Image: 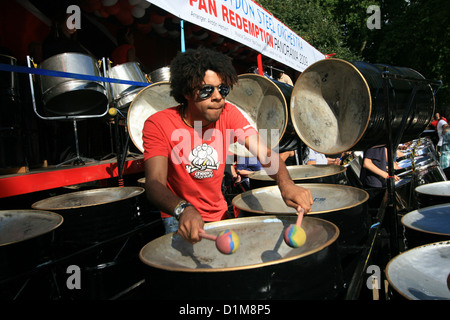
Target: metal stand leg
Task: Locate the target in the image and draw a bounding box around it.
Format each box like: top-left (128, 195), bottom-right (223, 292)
top-left (56, 119), bottom-right (96, 167)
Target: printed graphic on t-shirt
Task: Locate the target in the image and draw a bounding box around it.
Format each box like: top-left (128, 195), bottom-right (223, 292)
top-left (185, 143), bottom-right (219, 179)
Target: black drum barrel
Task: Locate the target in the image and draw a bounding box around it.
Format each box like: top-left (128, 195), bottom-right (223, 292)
top-left (290, 59), bottom-right (435, 154)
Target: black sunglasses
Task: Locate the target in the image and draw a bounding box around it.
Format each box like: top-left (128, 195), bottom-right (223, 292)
top-left (198, 84), bottom-right (230, 100)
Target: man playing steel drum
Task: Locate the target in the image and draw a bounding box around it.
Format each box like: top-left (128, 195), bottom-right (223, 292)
top-left (142, 47), bottom-right (312, 243)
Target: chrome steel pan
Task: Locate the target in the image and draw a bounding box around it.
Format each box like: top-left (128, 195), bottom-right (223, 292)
top-left (39, 53), bottom-right (107, 115)
top-left (108, 62), bottom-right (149, 110)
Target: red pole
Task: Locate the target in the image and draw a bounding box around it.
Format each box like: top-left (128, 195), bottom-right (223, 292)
top-left (257, 54), bottom-right (263, 75)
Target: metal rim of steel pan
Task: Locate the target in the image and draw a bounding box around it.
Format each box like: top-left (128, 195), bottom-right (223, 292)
top-left (385, 241), bottom-right (450, 300)
top-left (225, 73), bottom-right (290, 157)
top-left (0, 210), bottom-right (63, 247)
top-left (232, 183), bottom-right (369, 247)
top-left (107, 61), bottom-right (149, 110)
top-left (401, 203), bottom-right (450, 248)
top-left (232, 183), bottom-right (368, 215)
top-left (127, 81), bottom-right (175, 153)
top-left (248, 164), bottom-right (347, 188)
top-left (290, 58), bottom-right (435, 155)
top-left (31, 187), bottom-right (145, 245)
top-left (0, 210), bottom-right (63, 280)
top-left (139, 215), bottom-right (343, 300)
top-left (415, 180), bottom-right (450, 199)
top-left (415, 180), bottom-right (450, 208)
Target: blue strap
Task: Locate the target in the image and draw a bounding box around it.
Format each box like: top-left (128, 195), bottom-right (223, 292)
top-left (0, 63), bottom-right (151, 87)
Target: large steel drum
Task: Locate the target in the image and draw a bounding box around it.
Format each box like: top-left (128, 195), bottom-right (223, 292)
top-left (401, 204), bottom-right (450, 248)
top-left (248, 165), bottom-right (347, 189)
top-left (108, 62), bottom-right (149, 110)
top-left (232, 184), bottom-right (369, 247)
top-left (290, 59), bottom-right (435, 154)
top-left (385, 241), bottom-right (450, 300)
top-left (0, 210), bottom-right (63, 279)
top-left (31, 187), bottom-right (145, 246)
top-left (127, 81), bottom-right (176, 153)
top-left (226, 74), bottom-right (290, 156)
top-left (39, 53), bottom-right (108, 116)
top-left (139, 215), bottom-right (343, 300)
top-left (415, 181), bottom-right (450, 208)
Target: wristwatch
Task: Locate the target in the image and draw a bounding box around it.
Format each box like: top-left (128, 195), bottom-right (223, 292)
top-left (173, 200), bottom-right (192, 220)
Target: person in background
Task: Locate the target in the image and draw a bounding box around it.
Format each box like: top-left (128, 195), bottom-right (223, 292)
top-left (42, 12), bottom-right (88, 60)
top-left (439, 124), bottom-right (450, 177)
top-left (359, 146), bottom-right (401, 206)
top-left (142, 47), bottom-right (313, 243)
top-left (436, 115), bottom-right (448, 154)
top-left (303, 147), bottom-right (341, 165)
top-left (111, 27), bottom-right (136, 65)
top-left (231, 156), bottom-right (263, 189)
top-left (278, 72), bottom-right (293, 86)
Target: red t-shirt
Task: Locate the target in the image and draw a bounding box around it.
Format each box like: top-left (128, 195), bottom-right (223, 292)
top-left (143, 103), bottom-right (258, 221)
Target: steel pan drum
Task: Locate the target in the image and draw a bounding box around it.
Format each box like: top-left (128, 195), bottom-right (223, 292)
top-left (401, 204), bottom-right (450, 248)
top-left (415, 181), bottom-right (450, 208)
top-left (232, 184), bottom-right (369, 246)
top-left (31, 187), bottom-right (144, 245)
top-left (226, 74), bottom-right (290, 157)
top-left (139, 215), bottom-right (343, 299)
top-left (127, 81), bottom-right (176, 153)
top-left (39, 53), bottom-right (108, 116)
top-left (108, 62), bottom-right (149, 110)
top-left (148, 66), bottom-right (170, 83)
top-left (386, 241), bottom-right (450, 300)
top-left (248, 165), bottom-right (347, 189)
top-left (290, 59), bottom-right (435, 154)
top-left (0, 210), bottom-right (63, 279)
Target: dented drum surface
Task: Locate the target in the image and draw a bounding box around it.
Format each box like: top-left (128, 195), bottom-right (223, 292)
top-left (386, 241), bottom-right (450, 300)
top-left (290, 59), bottom-right (435, 154)
top-left (127, 81), bottom-right (175, 153)
top-left (31, 187), bottom-right (145, 246)
top-left (0, 210), bottom-right (63, 279)
top-left (232, 184), bottom-right (369, 246)
top-left (248, 164), bottom-right (347, 189)
top-left (226, 74), bottom-right (290, 157)
top-left (139, 215), bottom-right (343, 300)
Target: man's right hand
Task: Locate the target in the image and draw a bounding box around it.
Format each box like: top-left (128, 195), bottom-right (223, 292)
top-left (176, 206), bottom-right (205, 244)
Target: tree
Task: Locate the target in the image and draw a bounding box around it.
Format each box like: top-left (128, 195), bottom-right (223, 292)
top-left (255, 0), bottom-right (450, 108)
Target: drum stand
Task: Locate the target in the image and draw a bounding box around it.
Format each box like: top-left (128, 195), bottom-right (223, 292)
top-left (27, 56), bottom-right (109, 167)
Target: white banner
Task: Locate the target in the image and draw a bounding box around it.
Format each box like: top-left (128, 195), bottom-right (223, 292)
top-left (146, 0), bottom-right (325, 72)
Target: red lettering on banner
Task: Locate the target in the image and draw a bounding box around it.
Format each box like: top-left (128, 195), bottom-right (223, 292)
top-left (222, 5), bottom-right (229, 23)
top-left (190, 0), bottom-right (217, 17)
top-left (221, 5), bottom-right (273, 48)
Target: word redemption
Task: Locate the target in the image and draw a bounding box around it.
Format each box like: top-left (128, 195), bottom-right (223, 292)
top-left (182, 0), bottom-right (324, 71)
